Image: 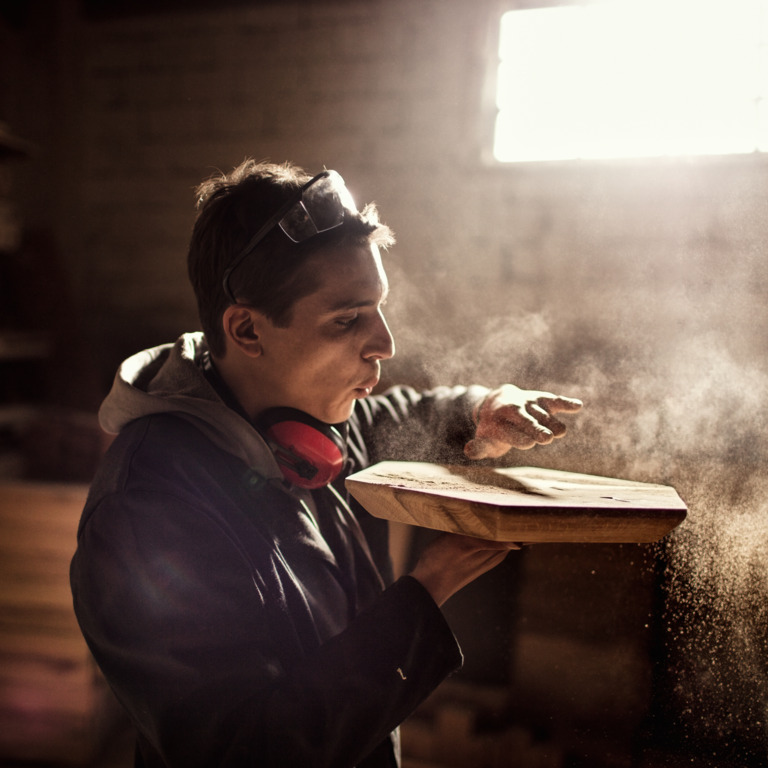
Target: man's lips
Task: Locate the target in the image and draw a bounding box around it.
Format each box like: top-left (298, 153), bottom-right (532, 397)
top-left (354, 376), bottom-right (379, 395)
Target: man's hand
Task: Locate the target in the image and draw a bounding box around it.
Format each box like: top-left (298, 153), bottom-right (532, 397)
top-left (464, 384), bottom-right (582, 460)
top-left (409, 533), bottom-right (521, 607)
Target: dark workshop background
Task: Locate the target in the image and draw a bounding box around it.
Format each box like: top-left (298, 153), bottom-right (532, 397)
top-left (1, 2), bottom-right (767, 767)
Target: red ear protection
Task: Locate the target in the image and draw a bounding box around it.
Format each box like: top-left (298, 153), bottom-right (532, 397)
top-left (257, 407), bottom-right (348, 489)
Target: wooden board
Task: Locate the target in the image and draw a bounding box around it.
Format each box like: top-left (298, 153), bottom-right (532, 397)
top-left (345, 462), bottom-right (687, 543)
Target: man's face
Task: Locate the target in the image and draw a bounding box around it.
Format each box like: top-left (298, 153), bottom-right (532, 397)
top-left (254, 242), bottom-right (395, 424)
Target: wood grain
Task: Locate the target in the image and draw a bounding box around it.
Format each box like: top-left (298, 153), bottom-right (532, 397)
top-left (346, 462), bottom-right (687, 543)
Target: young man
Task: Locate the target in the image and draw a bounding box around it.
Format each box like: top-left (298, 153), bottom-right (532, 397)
top-left (70, 160), bottom-right (581, 768)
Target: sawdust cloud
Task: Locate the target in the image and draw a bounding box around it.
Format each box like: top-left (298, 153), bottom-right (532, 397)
top-left (383, 265), bottom-right (768, 758)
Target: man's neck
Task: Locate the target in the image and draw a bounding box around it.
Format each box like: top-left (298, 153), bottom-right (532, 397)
top-left (206, 352), bottom-right (258, 423)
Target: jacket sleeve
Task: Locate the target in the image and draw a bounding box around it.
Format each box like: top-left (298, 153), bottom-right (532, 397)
top-left (349, 384), bottom-right (491, 468)
top-left (71, 488), bottom-right (462, 768)
top-left (340, 385), bottom-right (492, 579)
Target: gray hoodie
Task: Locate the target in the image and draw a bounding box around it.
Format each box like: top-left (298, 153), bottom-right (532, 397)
top-left (99, 332), bottom-right (285, 481)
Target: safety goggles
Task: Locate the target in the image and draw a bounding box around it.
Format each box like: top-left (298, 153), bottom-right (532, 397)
top-left (222, 170), bottom-right (357, 303)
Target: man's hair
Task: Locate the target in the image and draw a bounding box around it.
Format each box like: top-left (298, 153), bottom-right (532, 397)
top-left (187, 159), bottom-right (395, 358)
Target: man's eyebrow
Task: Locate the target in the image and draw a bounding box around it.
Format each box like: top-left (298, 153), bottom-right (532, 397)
top-left (328, 298), bottom-right (375, 311)
top-left (326, 286), bottom-right (389, 312)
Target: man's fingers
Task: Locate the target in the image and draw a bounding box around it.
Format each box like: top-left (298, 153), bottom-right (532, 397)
top-left (526, 403), bottom-right (568, 438)
top-left (468, 390), bottom-right (582, 460)
top-left (449, 534), bottom-right (524, 552)
top-left (527, 396), bottom-right (583, 437)
top-left (501, 409), bottom-right (555, 443)
top-left (542, 395), bottom-right (583, 413)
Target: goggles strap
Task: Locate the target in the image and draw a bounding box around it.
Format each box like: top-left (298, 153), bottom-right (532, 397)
top-left (222, 170), bottom-right (354, 304)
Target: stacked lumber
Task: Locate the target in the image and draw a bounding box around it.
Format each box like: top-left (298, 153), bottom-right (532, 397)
top-left (0, 482), bottom-right (121, 764)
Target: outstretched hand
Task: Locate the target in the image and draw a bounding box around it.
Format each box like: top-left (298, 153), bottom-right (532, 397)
top-left (464, 384), bottom-right (582, 460)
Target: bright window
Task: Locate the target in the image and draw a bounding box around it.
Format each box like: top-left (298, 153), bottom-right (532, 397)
top-left (493, 0), bottom-right (768, 162)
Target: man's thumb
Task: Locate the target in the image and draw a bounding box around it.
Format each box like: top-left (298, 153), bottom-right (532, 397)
top-left (463, 438), bottom-right (497, 460)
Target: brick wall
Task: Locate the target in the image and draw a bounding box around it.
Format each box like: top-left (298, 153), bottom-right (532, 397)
top-left (42, 0), bottom-right (504, 383)
top-left (5, 1), bottom-right (768, 400)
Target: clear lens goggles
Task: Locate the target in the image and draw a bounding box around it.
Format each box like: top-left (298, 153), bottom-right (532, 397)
top-left (222, 170), bottom-right (357, 303)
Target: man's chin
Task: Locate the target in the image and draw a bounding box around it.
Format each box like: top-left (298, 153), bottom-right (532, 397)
top-left (305, 401), bottom-right (354, 426)
top-left (326, 401), bottom-right (356, 425)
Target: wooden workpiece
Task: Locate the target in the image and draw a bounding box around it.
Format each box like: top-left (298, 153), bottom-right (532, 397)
top-left (346, 462), bottom-right (687, 544)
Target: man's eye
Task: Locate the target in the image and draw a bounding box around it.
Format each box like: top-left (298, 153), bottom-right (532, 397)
top-left (336, 315), bottom-right (358, 328)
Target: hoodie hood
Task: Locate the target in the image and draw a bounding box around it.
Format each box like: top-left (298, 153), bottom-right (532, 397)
top-left (99, 332), bottom-right (283, 480)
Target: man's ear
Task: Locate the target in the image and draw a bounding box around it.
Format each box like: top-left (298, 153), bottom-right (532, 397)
top-left (221, 304), bottom-right (265, 358)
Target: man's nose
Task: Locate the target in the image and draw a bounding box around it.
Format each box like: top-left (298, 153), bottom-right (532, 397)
top-left (364, 311), bottom-right (395, 361)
